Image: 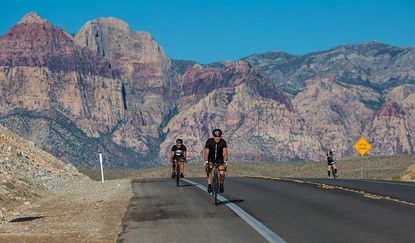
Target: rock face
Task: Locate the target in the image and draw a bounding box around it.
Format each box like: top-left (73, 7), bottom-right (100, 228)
top-left (244, 42), bottom-right (415, 95)
top-left (292, 77), bottom-right (382, 157)
top-left (159, 61), bottom-right (322, 162)
top-left (0, 12), bottom-right (414, 166)
top-left (366, 84), bottom-right (415, 155)
top-left (0, 13), bottom-right (115, 77)
top-left (74, 17), bottom-right (179, 156)
top-left (0, 13), bottom-right (163, 167)
top-left (244, 42), bottom-right (415, 158)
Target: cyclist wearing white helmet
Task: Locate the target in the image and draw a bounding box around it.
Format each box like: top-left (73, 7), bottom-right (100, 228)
top-left (326, 148), bottom-right (337, 178)
top-left (204, 129), bottom-right (228, 193)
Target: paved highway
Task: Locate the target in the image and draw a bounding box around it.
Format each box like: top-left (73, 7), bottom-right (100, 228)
top-left (118, 177), bottom-right (415, 243)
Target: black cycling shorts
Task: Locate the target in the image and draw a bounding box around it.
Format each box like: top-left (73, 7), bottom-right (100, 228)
top-left (209, 159), bottom-right (224, 165)
top-left (327, 161), bottom-right (336, 165)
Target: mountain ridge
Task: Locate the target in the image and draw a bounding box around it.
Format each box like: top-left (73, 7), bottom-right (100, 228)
top-left (0, 12), bottom-right (414, 166)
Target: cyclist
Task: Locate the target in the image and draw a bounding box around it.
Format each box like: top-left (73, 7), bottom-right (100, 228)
top-left (204, 129), bottom-right (228, 193)
top-left (171, 139), bottom-right (187, 178)
top-left (326, 148), bottom-right (337, 178)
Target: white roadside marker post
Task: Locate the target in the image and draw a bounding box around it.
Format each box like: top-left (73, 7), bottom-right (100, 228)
top-left (99, 151), bottom-right (105, 183)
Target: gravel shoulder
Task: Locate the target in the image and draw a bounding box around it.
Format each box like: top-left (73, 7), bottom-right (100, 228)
top-left (0, 179), bottom-right (132, 242)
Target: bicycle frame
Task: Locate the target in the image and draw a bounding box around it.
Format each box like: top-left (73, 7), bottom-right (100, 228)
top-left (212, 164), bottom-right (219, 206)
top-left (175, 159), bottom-right (180, 187)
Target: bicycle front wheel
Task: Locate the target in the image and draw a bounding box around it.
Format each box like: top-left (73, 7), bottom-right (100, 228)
top-left (176, 164), bottom-right (180, 187)
top-left (213, 170), bottom-right (219, 206)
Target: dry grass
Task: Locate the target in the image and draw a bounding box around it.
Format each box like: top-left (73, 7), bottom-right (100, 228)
top-left (402, 164), bottom-right (415, 181)
top-left (80, 155), bottom-right (415, 182)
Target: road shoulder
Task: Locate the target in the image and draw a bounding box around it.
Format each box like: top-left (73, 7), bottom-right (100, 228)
top-left (0, 179), bottom-right (132, 242)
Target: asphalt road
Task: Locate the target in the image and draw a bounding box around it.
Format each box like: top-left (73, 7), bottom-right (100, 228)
top-left (117, 178), bottom-right (266, 243)
top-left (118, 177), bottom-right (415, 243)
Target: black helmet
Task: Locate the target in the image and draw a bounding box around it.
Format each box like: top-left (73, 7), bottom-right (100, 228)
top-left (212, 128), bottom-right (222, 137)
top-left (176, 138), bottom-right (183, 144)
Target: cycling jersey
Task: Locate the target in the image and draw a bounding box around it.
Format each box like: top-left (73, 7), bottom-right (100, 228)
top-left (171, 145), bottom-right (187, 160)
top-left (327, 152), bottom-right (335, 165)
top-left (205, 138), bottom-right (227, 163)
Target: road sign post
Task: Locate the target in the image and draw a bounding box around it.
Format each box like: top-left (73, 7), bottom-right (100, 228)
top-left (353, 137), bottom-right (371, 179)
top-left (99, 151), bottom-right (104, 183)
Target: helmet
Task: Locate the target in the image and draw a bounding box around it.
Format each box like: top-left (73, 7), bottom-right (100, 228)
top-left (212, 128), bottom-right (222, 137)
top-left (176, 139), bottom-right (183, 144)
top-left (330, 149), bottom-right (335, 152)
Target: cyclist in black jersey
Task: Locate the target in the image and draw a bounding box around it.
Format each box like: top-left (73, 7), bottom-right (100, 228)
top-left (204, 129), bottom-right (228, 193)
top-left (171, 139), bottom-right (187, 178)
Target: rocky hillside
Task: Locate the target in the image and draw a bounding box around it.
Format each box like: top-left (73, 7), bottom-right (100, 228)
top-left (0, 13), bottom-right (178, 167)
top-left (74, 17), bottom-right (179, 158)
top-left (0, 12), bottom-right (414, 166)
top-left (0, 125), bottom-right (86, 212)
top-left (168, 43), bottom-right (415, 159)
top-left (159, 61), bottom-right (321, 162)
top-left (402, 163), bottom-right (415, 181)
top-left (243, 42), bottom-right (415, 95)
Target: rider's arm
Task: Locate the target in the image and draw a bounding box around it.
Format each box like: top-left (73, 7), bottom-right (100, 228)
top-left (170, 151), bottom-right (174, 161)
top-left (223, 147), bottom-right (228, 162)
top-left (183, 151), bottom-right (187, 160)
top-left (204, 148), bottom-right (209, 162)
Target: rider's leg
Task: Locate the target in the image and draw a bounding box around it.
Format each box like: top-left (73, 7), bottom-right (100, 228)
top-left (327, 165), bottom-right (331, 177)
top-left (207, 163), bottom-right (213, 184)
top-left (171, 160), bottom-right (176, 178)
top-left (180, 160), bottom-right (184, 173)
top-left (218, 165), bottom-right (225, 183)
top-left (333, 164), bottom-right (337, 175)
top-left (207, 162), bottom-right (213, 192)
top-left (179, 159), bottom-right (185, 177)
top-left (172, 160), bottom-right (176, 173)
top-left (218, 164), bottom-right (225, 192)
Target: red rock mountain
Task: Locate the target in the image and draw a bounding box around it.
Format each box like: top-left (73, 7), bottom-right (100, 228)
top-left (0, 13), bottom-right (155, 167)
top-left (74, 17), bottom-right (179, 158)
top-left (160, 61), bottom-right (321, 162)
top-left (0, 13), bottom-right (115, 77)
top-left (0, 12), bottom-right (414, 166)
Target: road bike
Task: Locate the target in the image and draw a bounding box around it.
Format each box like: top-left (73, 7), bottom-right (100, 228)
top-left (173, 150), bottom-right (184, 187)
top-left (212, 163), bottom-right (220, 206)
top-left (174, 159), bottom-right (180, 186)
top-left (330, 165), bottom-right (337, 179)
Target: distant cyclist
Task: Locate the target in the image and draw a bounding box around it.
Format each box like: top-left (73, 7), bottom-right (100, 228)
top-left (326, 148), bottom-right (337, 178)
top-left (171, 139), bottom-right (187, 178)
top-left (204, 129), bottom-right (228, 193)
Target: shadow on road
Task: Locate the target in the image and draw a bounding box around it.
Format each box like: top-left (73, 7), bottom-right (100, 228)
top-left (179, 184), bottom-right (196, 187)
top-left (217, 199), bottom-right (245, 206)
top-left (9, 216), bottom-right (44, 223)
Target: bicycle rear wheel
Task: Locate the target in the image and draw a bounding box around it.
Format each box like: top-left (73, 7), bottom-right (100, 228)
top-left (214, 191), bottom-right (218, 206)
top-left (213, 170), bottom-right (219, 206)
top-left (176, 163), bottom-right (180, 187)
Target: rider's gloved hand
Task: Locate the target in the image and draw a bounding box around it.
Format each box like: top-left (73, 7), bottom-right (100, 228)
top-left (204, 161), bottom-right (209, 167)
top-left (223, 161), bottom-right (228, 168)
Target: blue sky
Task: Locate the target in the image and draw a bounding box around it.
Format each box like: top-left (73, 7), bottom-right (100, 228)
top-left (1, 0), bottom-right (414, 63)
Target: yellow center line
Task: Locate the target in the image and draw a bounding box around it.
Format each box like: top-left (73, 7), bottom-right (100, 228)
top-left (249, 176), bottom-right (415, 207)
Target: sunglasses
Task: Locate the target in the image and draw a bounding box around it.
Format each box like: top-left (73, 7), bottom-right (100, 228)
top-left (213, 135), bottom-right (221, 137)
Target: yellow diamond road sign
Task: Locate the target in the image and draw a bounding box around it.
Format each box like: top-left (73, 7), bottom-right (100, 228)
top-left (354, 137), bottom-right (371, 156)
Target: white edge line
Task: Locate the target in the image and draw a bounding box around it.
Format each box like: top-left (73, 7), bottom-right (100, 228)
top-left (182, 178), bottom-right (286, 243)
top-left (354, 179), bottom-right (415, 187)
